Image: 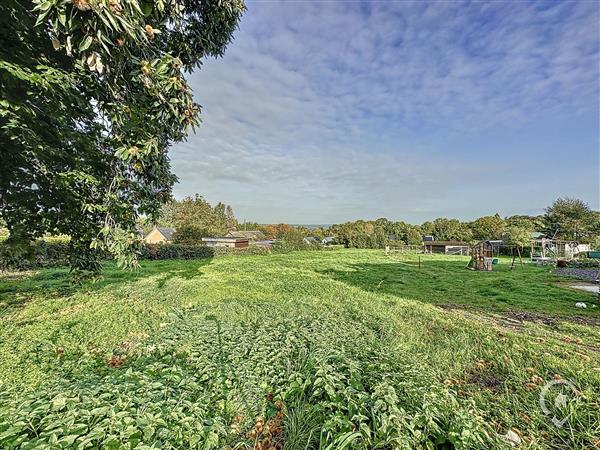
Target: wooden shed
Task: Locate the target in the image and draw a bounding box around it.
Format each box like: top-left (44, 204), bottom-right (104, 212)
top-left (201, 237), bottom-right (250, 248)
top-left (423, 240), bottom-right (470, 255)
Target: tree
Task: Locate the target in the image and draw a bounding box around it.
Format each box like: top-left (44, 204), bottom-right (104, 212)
top-left (225, 205), bottom-right (237, 231)
top-left (470, 214), bottom-right (505, 241)
top-left (544, 197), bottom-right (596, 242)
top-left (262, 224), bottom-right (292, 240)
top-left (505, 215), bottom-right (544, 231)
top-left (169, 195), bottom-right (236, 243)
top-left (0, 0), bottom-right (245, 274)
top-left (429, 218), bottom-right (473, 242)
top-left (503, 225), bottom-right (531, 249)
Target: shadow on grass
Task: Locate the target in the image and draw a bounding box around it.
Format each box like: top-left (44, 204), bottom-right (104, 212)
top-left (0, 258), bottom-right (213, 316)
top-left (316, 258), bottom-right (600, 317)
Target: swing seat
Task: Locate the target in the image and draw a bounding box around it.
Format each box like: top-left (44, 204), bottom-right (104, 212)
top-left (492, 258), bottom-right (499, 265)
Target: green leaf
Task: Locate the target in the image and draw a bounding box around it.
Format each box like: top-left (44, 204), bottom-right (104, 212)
top-left (79, 36), bottom-right (93, 52)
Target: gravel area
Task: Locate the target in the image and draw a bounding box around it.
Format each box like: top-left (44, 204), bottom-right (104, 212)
top-left (553, 267), bottom-right (599, 283)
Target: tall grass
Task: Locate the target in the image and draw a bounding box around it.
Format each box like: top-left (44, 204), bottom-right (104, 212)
top-left (0, 250), bottom-right (598, 449)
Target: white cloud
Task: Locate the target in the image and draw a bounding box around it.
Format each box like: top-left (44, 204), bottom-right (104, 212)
top-left (170, 0), bottom-right (599, 223)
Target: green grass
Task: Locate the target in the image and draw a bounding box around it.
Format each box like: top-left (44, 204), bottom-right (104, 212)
top-left (0, 250), bottom-right (599, 449)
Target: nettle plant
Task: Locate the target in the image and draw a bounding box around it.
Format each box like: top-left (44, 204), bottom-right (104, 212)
top-left (0, 0), bottom-right (244, 275)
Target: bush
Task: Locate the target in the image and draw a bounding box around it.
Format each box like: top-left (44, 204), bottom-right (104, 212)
top-left (171, 225), bottom-right (209, 245)
top-left (213, 246), bottom-right (272, 257)
top-left (139, 243), bottom-right (215, 260)
top-left (1, 242), bottom-right (275, 269)
top-left (567, 258), bottom-right (600, 269)
top-left (0, 240), bottom-right (73, 270)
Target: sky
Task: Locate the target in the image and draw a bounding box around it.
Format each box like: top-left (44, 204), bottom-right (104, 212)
top-left (170, 0), bottom-right (600, 224)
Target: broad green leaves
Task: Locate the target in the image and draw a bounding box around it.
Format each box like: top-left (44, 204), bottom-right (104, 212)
top-left (0, 0), bottom-right (245, 274)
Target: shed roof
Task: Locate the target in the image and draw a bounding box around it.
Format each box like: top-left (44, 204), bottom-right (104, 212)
top-left (155, 227), bottom-right (175, 240)
top-left (202, 237), bottom-right (249, 242)
top-left (423, 240), bottom-right (469, 246)
top-left (226, 230), bottom-right (265, 240)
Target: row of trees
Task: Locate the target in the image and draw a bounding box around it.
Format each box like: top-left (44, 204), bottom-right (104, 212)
top-left (322, 198), bottom-right (598, 249)
top-left (144, 196), bottom-right (597, 249)
top-left (146, 196), bottom-right (597, 251)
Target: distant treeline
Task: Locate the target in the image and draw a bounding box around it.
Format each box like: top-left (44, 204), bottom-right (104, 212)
top-left (320, 198), bottom-right (599, 249)
top-left (145, 196), bottom-right (599, 251)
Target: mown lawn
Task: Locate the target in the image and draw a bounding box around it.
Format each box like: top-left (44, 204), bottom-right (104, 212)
top-left (0, 249), bottom-right (599, 449)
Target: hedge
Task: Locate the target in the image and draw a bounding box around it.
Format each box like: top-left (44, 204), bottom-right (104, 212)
top-left (0, 241), bottom-right (273, 269)
top-left (0, 240), bottom-right (73, 270)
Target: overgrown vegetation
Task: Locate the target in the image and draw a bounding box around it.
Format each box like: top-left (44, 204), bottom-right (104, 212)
top-left (1, 250), bottom-right (598, 448)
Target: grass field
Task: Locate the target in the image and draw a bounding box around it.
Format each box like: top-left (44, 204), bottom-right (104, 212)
top-left (0, 249), bottom-right (599, 449)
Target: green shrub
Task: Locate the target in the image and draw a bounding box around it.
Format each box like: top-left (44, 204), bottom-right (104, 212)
top-left (567, 258), bottom-right (600, 269)
top-left (139, 243), bottom-right (215, 260)
top-left (171, 225), bottom-right (209, 245)
top-left (0, 242), bottom-right (276, 269)
top-left (0, 240), bottom-right (74, 270)
top-left (213, 246), bottom-right (271, 257)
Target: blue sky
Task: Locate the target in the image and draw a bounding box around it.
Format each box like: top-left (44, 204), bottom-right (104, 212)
top-left (170, 0), bottom-right (599, 224)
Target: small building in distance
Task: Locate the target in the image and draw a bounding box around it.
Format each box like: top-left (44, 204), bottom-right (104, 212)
top-left (202, 237), bottom-right (250, 248)
top-left (226, 230), bottom-right (266, 242)
top-left (144, 227), bottom-right (176, 244)
top-left (423, 240), bottom-right (470, 255)
top-left (322, 236), bottom-right (336, 246)
top-left (303, 236), bottom-right (320, 246)
top-left (254, 239), bottom-right (276, 249)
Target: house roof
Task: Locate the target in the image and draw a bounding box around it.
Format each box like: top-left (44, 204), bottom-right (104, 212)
top-left (423, 240), bottom-right (469, 246)
top-left (226, 230), bottom-right (265, 240)
top-left (202, 237), bottom-right (249, 242)
top-left (155, 227), bottom-right (175, 240)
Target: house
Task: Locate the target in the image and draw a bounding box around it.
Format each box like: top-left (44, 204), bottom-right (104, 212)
top-left (254, 239), bottom-right (276, 248)
top-left (144, 227), bottom-right (175, 244)
top-left (201, 237), bottom-right (250, 248)
top-left (303, 237), bottom-right (320, 246)
top-left (322, 236), bottom-right (336, 245)
top-left (226, 230), bottom-right (266, 241)
top-left (423, 240), bottom-right (470, 255)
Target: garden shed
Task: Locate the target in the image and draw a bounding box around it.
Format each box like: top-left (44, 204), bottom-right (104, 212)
top-left (423, 240), bottom-right (470, 255)
top-left (201, 237), bottom-right (250, 248)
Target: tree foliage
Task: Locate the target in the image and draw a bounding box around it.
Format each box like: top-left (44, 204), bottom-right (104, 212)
top-left (0, 0), bottom-right (244, 274)
top-left (544, 197), bottom-right (597, 242)
top-left (469, 214), bottom-right (505, 241)
top-left (429, 218), bottom-right (472, 242)
top-left (163, 195), bottom-right (237, 244)
top-left (503, 225), bottom-right (531, 249)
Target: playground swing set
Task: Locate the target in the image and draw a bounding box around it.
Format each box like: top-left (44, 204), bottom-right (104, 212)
top-left (466, 240), bottom-right (524, 271)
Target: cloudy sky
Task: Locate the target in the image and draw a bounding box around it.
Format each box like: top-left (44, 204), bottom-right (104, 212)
top-left (170, 0), bottom-right (599, 224)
